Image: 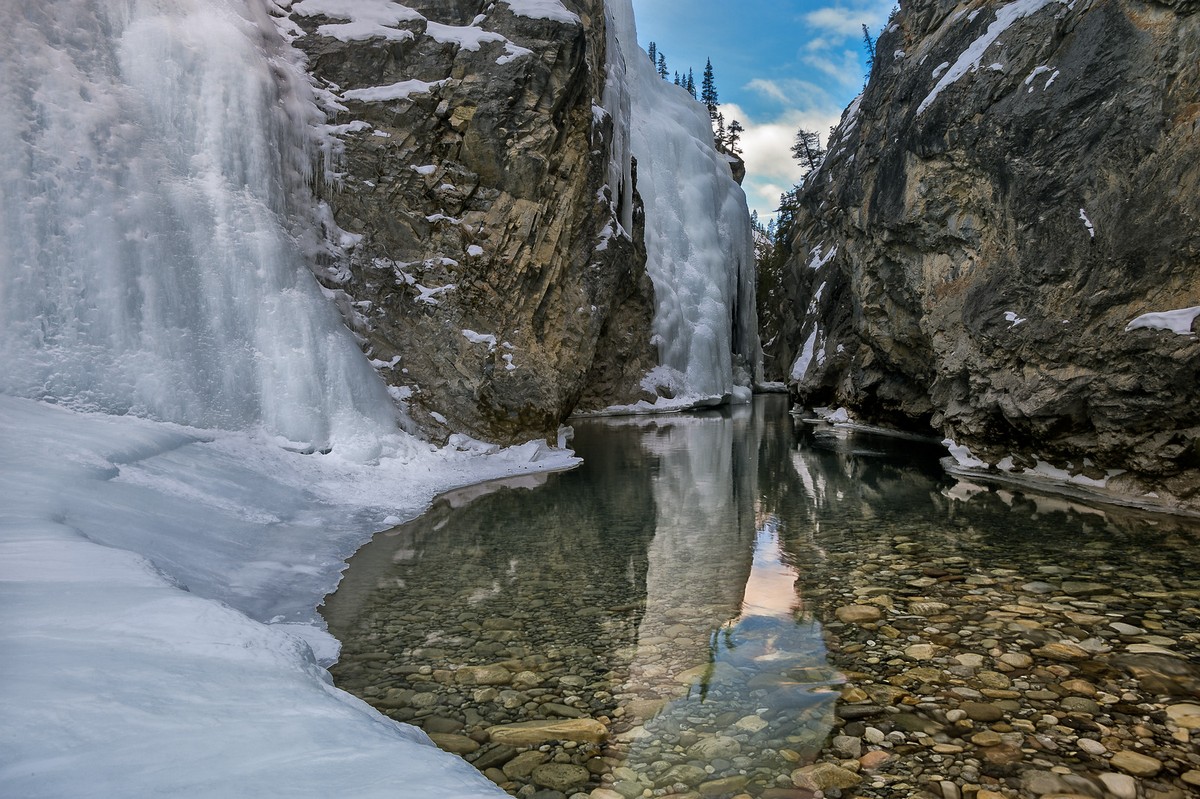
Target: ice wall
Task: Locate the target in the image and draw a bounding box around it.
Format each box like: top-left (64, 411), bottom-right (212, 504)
top-left (607, 0), bottom-right (761, 402)
top-left (0, 0), bottom-right (397, 453)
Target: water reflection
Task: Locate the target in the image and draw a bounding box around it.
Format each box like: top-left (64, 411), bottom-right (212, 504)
top-left (324, 397), bottom-right (1200, 799)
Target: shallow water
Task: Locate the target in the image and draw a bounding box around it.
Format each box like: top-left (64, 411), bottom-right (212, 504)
top-left (324, 397), bottom-right (1200, 798)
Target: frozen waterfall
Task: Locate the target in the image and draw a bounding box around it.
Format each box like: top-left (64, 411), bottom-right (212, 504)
top-left (0, 0), bottom-right (397, 454)
top-left (608, 0), bottom-right (761, 404)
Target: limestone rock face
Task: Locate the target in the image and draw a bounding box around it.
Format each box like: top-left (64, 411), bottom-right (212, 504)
top-left (290, 0), bottom-right (656, 444)
top-left (772, 0), bottom-right (1200, 509)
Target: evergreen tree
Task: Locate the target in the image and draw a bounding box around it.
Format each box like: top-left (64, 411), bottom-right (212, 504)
top-left (685, 68), bottom-right (696, 99)
top-left (861, 23), bottom-right (876, 80)
top-left (673, 71), bottom-right (681, 86)
top-left (701, 58), bottom-right (719, 119)
top-left (657, 51), bottom-right (668, 79)
top-left (715, 112), bottom-right (726, 146)
top-left (791, 128), bottom-right (826, 172)
top-left (727, 119), bottom-right (744, 156)
top-left (647, 41), bottom-right (657, 65)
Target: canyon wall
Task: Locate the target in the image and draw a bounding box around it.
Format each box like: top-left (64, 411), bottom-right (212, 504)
top-left (289, 0), bottom-right (657, 444)
top-left (770, 0), bottom-right (1199, 511)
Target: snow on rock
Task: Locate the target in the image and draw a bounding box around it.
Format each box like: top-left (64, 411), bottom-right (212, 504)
top-left (1004, 310), bottom-right (1027, 327)
top-left (1124, 306), bottom-right (1200, 336)
top-left (424, 20), bottom-right (507, 51)
top-left (462, 329), bottom-right (499, 351)
top-left (342, 78), bottom-right (447, 102)
top-left (942, 438), bottom-right (990, 469)
top-left (292, 0), bottom-right (423, 42)
top-left (501, 0), bottom-right (580, 24)
top-left (1079, 207), bottom-right (1095, 238)
top-left (789, 328), bottom-right (821, 381)
top-left (806, 243), bottom-right (838, 270)
top-left (917, 0), bottom-right (1067, 116)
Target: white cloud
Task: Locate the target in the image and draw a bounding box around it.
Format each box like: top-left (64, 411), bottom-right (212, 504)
top-left (721, 101), bottom-right (843, 220)
top-left (802, 0), bottom-right (895, 39)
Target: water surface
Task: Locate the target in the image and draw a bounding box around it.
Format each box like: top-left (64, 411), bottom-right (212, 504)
top-left (325, 397), bottom-right (1200, 798)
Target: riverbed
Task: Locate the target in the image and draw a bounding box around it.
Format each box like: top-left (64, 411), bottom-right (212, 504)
top-left (323, 397), bottom-right (1200, 799)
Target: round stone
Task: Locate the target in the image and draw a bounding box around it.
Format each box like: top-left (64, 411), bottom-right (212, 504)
top-left (531, 763), bottom-right (590, 792)
top-left (836, 605), bottom-right (882, 624)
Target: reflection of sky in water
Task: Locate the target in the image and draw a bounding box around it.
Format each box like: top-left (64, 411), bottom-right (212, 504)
top-left (739, 518), bottom-right (801, 619)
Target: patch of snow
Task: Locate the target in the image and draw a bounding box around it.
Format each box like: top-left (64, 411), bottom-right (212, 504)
top-left (292, 0), bottom-right (424, 42)
top-left (894, 49), bottom-right (906, 60)
top-left (1124, 306), bottom-right (1200, 336)
top-left (467, 244), bottom-right (485, 257)
top-left (425, 213), bottom-right (462, 224)
top-left (461, 329), bottom-right (498, 351)
top-left (429, 411), bottom-right (447, 424)
top-left (820, 407), bottom-right (851, 424)
top-left (943, 438), bottom-right (989, 469)
top-left (789, 328), bottom-right (820, 381)
top-left (342, 78), bottom-right (446, 102)
top-left (1024, 64), bottom-right (1054, 92)
top-left (424, 21), bottom-right (507, 51)
top-left (502, 353), bottom-right (517, 371)
top-left (412, 164), bottom-right (438, 175)
top-left (1079, 208), bottom-right (1095, 238)
top-left (917, 0), bottom-right (1066, 116)
top-left (414, 283), bottom-right (456, 305)
top-left (501, 0), bottom-right (580, 23)
top-left (497, 41), bottom-right (534, 65)
top-left (371, 129), bottom-right (390, 137)
top-left (806, 243), bottom-right (838, 270)
top-left (325, 120), bottom-right (371, 135)
top-left (931, 61), bottom-right (951, 79)
top-left (1003, 311), bottom-right (1027, 327)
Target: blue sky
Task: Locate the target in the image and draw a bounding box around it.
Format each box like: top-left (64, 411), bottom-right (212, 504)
top-left (631, 0), bottom-right (895, 220)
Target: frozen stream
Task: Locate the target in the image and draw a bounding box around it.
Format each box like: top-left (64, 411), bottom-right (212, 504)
top-left (325, 396), bottom-right (1200, 799)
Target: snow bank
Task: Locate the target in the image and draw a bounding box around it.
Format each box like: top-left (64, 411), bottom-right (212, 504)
top-left (0, 396), bottom-right (576, 797)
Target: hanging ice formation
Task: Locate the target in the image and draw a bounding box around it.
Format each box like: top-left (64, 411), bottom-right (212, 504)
top-left (0, 0), bottom-right (398, 454)
top-left (607, 0), bottom-right (761, 405)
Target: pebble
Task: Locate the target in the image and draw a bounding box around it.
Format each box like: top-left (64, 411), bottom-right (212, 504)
top-left (1109, 750), bottom-right (1162, 776)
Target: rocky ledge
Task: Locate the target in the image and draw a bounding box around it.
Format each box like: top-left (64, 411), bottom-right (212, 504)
top-left (769, 0), bottom-right (1200, 511)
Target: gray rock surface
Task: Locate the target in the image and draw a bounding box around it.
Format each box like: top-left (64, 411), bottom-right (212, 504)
top-left (770, 0), bottom-right (1200, 510)
top-left (290, 0), bottom-right (656, 444)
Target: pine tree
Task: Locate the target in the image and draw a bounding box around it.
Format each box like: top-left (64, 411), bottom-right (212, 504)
top-left (791, 128), bottom-right (826, 172)
top-left (685, 68), bottom-right (697, 99)
top-left (673, 71), bottom-right (681, 86)
top-left (647, 41), bottom-right (657, 65)
top-left (701, 58), bottom-right (719, 119)
top-left (861, 23), bottom-right (876, 80)
top-left (727, 119), bottom-right (744, 156)
top-left (715, 112), bottom-right (726, 147)
top-left (657, 51), bottom-right (668, 79)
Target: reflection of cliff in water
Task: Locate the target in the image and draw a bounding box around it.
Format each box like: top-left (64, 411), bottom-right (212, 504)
top-left (322, 419), bottom-right (662, 712)
top-left (774, 413), bottom-right (1200, 621)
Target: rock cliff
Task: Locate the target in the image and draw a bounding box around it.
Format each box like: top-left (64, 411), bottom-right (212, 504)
top-left (771, 0), bottom-right (1200, 511)
top-left (288, 0), bottom-right (657, 444)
